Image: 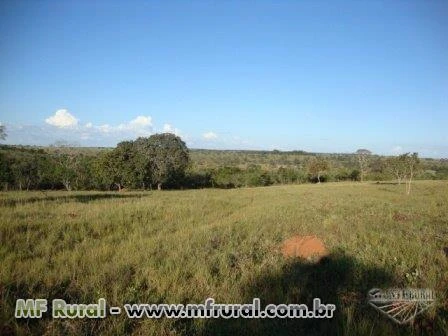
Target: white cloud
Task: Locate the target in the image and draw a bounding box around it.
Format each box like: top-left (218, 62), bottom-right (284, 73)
top-left (203, 131), bottom-right (218, 140)
top-left (391, 145), bottom-right (403, 154)
top-left (45, 109), bottom-right (78, 128)
top-left (94, 116), bottom-right (153, 136)
top-left (97, 124), bottom-right (112, 133)
top-left (163, 123), bottom-right (181, 135)
top-left (129, 116), bottom-right (152, 128)
top-left (163, 123), bottom-right (173, 132)
top-left (6, 113), bottom-right (195, 147)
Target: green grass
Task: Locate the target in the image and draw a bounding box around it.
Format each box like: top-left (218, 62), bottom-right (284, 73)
top-left (1, 181), bottom-right (447, 335)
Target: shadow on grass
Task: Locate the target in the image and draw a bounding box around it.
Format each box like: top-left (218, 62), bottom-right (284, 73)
top-left (372, 182), bottom-right (400, 185)
top-left (197, 251), bottom-right (433, 336)
top-left (0, 193), bottom-right (149, 207)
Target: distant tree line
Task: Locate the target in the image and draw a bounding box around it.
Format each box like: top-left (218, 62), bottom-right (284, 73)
top-left (0, 138), bottom-right (447, 191)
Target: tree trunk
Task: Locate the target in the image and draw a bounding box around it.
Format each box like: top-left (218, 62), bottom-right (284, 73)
top-left (63, 180), bottom-right (71, 191)
top-left (317, 173), bottom-right (321, 184)
top-left (406, 172), bottom-right (413, 195)
top-left (157, 183), bottom-right (162, 190)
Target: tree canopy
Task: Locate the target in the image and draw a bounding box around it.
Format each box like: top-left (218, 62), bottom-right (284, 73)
top-left (96, 133), bottom-right (190, 190)
top-left (307, 157), bottom-right (329, 183)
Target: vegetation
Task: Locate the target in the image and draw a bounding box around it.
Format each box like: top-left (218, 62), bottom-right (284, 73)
top-left (0, 133), bottom-right (190, 191)
top-left (0, 139), bottom-right (447, 194)
top-left (1, 181), bottom-right (447, 335)
top-left (307, 157), bottom-right (330, 183)
top-left (356, 149), bottom-right (372, 182)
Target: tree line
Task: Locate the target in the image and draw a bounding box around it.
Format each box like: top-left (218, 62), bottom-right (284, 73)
top-left (1, 136), bottom-right (447, 192)
top-left (0, 133), bottom-right (189, 191)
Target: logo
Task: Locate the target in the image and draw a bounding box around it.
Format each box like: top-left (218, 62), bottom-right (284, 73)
top-left (368, 288), bottom-right (435, 324)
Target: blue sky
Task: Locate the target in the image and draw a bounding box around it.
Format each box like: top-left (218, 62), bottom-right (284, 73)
top-left (0, 1), bottom-right (447, 157)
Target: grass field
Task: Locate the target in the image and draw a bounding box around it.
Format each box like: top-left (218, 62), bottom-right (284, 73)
top-left (1, 181), bottom-right (447, 335)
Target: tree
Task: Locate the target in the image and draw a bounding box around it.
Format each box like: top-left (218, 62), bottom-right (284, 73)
top-left (133, 137), bottom-right (155, 189)
top-left (0, 124), bottom-right (7, 140)
top-left (355, 149), bottom-right (371, 182)
top-left (403, 152), bottom-right (420, 195)
top-left (72, 155), bottom-right (95, 190)
top-left (10, 152), bottom-right (38, 190)
top-left (307, 157), bottom-right (329, 183)
top-left (0, 151), bottom-right (13, 190)
top-left (99, 141), bottom-right (139, 191)
top-left (142, 133), bottom-right (189, 190)
top-left (386, 153), bottom-right (420, 194)
top-left (52, 150), bottom-right (80, 191)
top-left (386, 155), bottom-right (407, 185)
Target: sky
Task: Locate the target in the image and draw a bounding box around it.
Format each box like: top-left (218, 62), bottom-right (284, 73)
top-left (0, 1), bottom-right (447, 157)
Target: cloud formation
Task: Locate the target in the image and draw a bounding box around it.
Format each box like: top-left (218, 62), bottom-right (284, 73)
top-left (42, 109), bottom-right (156, 143)
top-left (203, 131), bottom-right (218, 140)
top-left (101, 116), bottom-right (154, 135)
top-left (6, 110), bottom-right (252, 151)
top-left (391, 145), bottom-right (403, 154)
top-left (163, 123), bottom-right (180, 136)
top-left (128, 116), bottom-right (152, 128)
top-left (45, 109), bottom-right (78, 128)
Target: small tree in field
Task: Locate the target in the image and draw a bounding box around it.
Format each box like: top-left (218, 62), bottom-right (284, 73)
top-left (386, 153), bottom-right (420, 194)
top-left (355, 149), bottom-right (371, 182)
top-left (403, 152), bottom-right (420, 195)
top-left (307, 157), bottom-right (329, 183)
top-left (386, 155), bottom-right (407, 185)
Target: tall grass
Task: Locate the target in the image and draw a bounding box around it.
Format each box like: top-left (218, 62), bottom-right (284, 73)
top-left (1, 181), bottom-right (447, 335)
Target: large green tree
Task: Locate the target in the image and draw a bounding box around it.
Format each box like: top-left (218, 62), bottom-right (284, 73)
top-left (141, 133), bottom-right (189, 190)
top-left (99, 141), bottom-right (139, 191)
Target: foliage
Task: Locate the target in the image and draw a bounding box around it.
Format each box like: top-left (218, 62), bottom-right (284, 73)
top-left (307, 157), bottom-right (329, 183)
top-left (135, 133), bottom-right (189, 190)
top-left (0, 145), bottom-right (446, 191)
top-left (356, 149), bottom-right (371, 182)
top-left (402, 152), bottom-right (420, 195)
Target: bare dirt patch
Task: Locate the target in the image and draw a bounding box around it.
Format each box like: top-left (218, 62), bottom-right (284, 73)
top-left (392, 212), bottom-right (409, 222)
top-left (281, 235), bottom-right (328, 261)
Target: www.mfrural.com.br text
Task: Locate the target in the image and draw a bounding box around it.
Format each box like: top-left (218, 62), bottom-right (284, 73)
top-left (15, 298), bottom-right (336, 319)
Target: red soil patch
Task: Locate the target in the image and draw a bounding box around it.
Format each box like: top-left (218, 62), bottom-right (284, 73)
top-left (392, 212), bottom-right (409, 222)
top-left (281, 235), bottom-right (328, 261)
